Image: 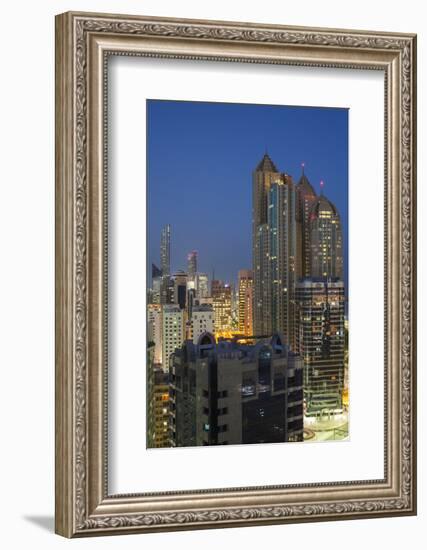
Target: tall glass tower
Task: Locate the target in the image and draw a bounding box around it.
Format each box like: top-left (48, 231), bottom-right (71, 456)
top-left (295, 188), bottom-right (345, 416)
top-left (252, 154), bottom-right (297, 346)
top-left (252, 154), bottom-right (280, 336)
top-left (160, 224), bottom-right (171, 277)
top-left (295, 166), bottom-right (317, 279)
top-left (295, 279), bottom-right (345, 414)
top-left (238, 269), bottom-right (253, 336)
top-left (309, 195), bottom-right (343, 279)
top-left (187, 250), bottom-right (197, 280)
top-left (268, 175), bottom-right (296, 347)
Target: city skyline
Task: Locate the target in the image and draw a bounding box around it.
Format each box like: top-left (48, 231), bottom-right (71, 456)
top-left (148, 99), bottom-right (348, 290)
top-left (147, 100), bottom-right (349, 448)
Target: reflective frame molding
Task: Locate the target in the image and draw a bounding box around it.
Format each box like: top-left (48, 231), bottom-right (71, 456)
top-left (55, 11), bottom-right (417, 538)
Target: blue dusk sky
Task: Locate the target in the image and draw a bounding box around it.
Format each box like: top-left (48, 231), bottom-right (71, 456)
top-left (147, 99), bottom-right (348, 290)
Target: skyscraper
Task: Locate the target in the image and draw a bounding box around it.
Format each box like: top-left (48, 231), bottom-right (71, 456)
top-left (160, 224), bottom-right (171, 277)
top-left (195, 272), bottom-right (209, 299)
top-left (159, 276), bottom-right (173, 305)
top-left (295, 278), bottom-right (345, 414)
top-left (252, 154), bottom-right (297, 345)
top-left (186, 287), bottom-right (196, 320)
top-left (251, 154), bottom-right (346, 419)
top-left (238, 269), bottom-right (253, 336)
top-left (295, 165), bottom-right (317, 278)
top-left (211, 280), bottom-right (232, 335)
top-left (268, 175), bottom-right (296, 347)
top-left (159, 224), bottom-right (173, 304)
top-left (172, 270), bottom-right (187, 309)
top-left (252, 154), bottom-right (280, 336)
top-left (309, 193), bottom-right (343, 279)
top-left (187, 250), bottom-right (197, 281)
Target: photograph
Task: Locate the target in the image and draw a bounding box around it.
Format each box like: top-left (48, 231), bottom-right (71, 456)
top-left (146, 99), bottom-right (349, 448)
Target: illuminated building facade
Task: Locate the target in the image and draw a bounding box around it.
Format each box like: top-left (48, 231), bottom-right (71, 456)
top-left (160, 276), bottom-right (173, 305)
top-left (268, 176), bottom-right (296, 347)
top-left (252, 155), bottom-right (298, 345)
top-left (162, 305), bottom-right (185, 372)
top-left (309, 194), bottom-right (343, 279)
top-left (195, 272), bottom-right (209, 299)
top-left (211, 280), bottom-right (233, 335)
top-left (238, 269), bottom-right (253, 336)
top-left (159, 224), bottom-right (172, 304)
top-left (151, 276), bottom-right (161, 305)
top-left (160, 224), bottom-right (171, 276)
top-left (252, 154), bottom-right (280, 336)
top-left (147, 363), bottom-right (170, 448)
top-left (295, 278), bottom-right (345, 414)
top-left (148, 150), bottom-right (348, 443)
top-left (169, 333), bottom-right (304, 447)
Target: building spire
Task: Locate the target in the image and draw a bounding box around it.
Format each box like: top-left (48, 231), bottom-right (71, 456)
top-left (320, 180), bottom-right (324, 196)
top-left (301, 161), bottom-right (305, 176)
top-left (255, 152), bottom-right (278, 173)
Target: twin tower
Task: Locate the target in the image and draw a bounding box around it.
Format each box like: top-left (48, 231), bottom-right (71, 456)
top-left (252, 153), bottom-right (344, 348)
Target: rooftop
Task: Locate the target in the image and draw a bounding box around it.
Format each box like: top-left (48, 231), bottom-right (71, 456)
top-left (297, 171), bottom-right (316, 196)
top-left (255, 153), bottom-right (278, 173)
top-left (310, 194), bottom-right (340, 217)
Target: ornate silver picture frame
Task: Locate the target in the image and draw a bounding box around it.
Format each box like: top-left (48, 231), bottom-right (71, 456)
top-left (55, 11), bottom-right (417, 537)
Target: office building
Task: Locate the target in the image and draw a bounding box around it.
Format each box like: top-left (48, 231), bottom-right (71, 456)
top-left (211, 280), bottom-right (233, 335)
top-left (172, 270), bottom-right (187, 309)
top-left (151, 276), bottom-right (161, 305)
top-left (187, 287), bottom-right (196, 320)
top-left (195, 272), bottom-right (209, 299)
top-left (147, 363), bottom-right (170, 448)
top-left (295, 166), bottom-right (317, 278)
top-left (295, 278), bottom-right (345, 414)
top-left (252, 154), bottom-right (280, 336)
top-left (238, 269), bottom-right (253, 336)
top-left (268, 175), bottom-right (296, 347)
top-left (170, 333), bottom-right (304, 447)
top-left (162, 305), bottom-right (185, 372)
top-left (160, 224), bottom-right (171, 277)
top-left (309, 194), bottom-right (343, 279)
top-left (159, 276), bottom-right (173, 305)
top-left (252, 155), bottom-right (297, 344)
top-left (190, 304), bottom-right (215, 343)
top-left (147, 303), bottom-right (162, 364)
top-left (187, 250), bottom-right (197, 281)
